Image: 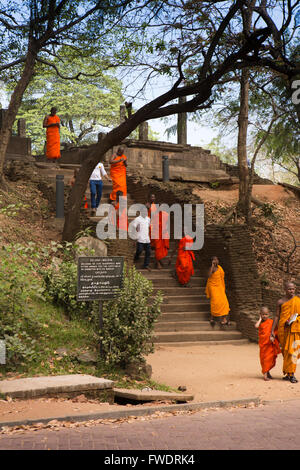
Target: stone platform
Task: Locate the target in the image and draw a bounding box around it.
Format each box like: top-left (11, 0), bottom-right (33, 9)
top-left (114, 388), bottom-right (194, 403)
top-left (0, 375), bottom-right (114, 403)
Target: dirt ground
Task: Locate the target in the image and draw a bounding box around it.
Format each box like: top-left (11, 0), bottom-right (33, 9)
top-left (148, 342), bottom-right (300, 402)
top-left (192, 184), bottom-right (298, 205)
top-left (1, 342), bottom-right (300, 425)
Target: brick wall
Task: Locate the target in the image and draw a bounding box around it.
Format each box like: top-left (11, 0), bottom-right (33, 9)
top-left (262, 287), bottom-right (281, 316)
top-left (195, 225), bottom-right (263, 341)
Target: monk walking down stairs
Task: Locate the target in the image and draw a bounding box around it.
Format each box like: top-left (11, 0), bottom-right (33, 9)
top-left (169, 235), bottom-right (195, 287)
top-left (109, 147), bottom-right (127, 202)
top-left (206, 256), bottom-right (230, 328)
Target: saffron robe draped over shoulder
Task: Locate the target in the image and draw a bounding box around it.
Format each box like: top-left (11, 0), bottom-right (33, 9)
top-left (258, 318), bottom-right (281, 374)
top-left (151, 211), bottom-right (169, 261)
top-left (175, 236), bottom-right (195, 285)
top-left (205, 265), bottom-right (230, 318)
top-left (109, 154), bottom-right (127, 201)
top-left (278, 296), bottom-right (300, 375)
top-left (46, 115), bottom-right (61, 160)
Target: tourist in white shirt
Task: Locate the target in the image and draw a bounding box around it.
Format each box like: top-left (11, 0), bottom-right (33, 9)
top-left (131, 207), bottom-right (151, 271)
top-left (89, 162), bottom-right (111, 216)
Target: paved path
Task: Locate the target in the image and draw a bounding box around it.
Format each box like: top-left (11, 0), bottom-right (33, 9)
top-left (1, 400), bottom-right (300, 450)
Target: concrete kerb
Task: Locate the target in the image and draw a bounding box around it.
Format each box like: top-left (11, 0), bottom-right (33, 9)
top-left (0, 397), bottom-right (260, 429)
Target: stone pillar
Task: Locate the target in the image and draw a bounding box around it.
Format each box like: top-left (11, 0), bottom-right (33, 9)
top-left (162, 155), bottom-right (170, 182)
top-left (120, 105), bottom-right (126, 124)
top-left (17, 118), bottom-right (26, 137)
top-left (177, 96), bottom-right (187, 145)
top-left (138, 122), bottom-right (148, 141)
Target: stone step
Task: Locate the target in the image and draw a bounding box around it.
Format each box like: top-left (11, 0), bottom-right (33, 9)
top-left (145, 277), bottom-right (206, 287)
top-left (155, 339), bottom-right (249, 347)
top-left (114, 388), bottom-right (194, 403)
top-left (162, 302), bottom-right (210, 313)
top-left (159, 312), bottom-right (210, 321)
top-left (155, 321), bottom-right (237, 332)
top-left (0, 375), bottom-right (114, 402)
top-left (154, 287), bottom-right (206, 296)
top-left (153, 330), bottom-right (244, 343)
top-left (139, 269), bottom-right (202, 277)
top-left (162, 295), bottom-right (206, 304)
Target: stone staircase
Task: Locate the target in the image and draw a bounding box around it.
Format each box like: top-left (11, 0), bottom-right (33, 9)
top-left (137, 248), bottom-right (245, 346)
top-left (35, 161), bottom-right (247, 347)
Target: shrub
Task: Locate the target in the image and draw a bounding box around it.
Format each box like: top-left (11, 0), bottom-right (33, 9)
top-left (0, 245), bottom-right (42, 365)
top-left (100, 265), bottom-right (163, 367)
top-left (42, 259), bottom-right (96, 320)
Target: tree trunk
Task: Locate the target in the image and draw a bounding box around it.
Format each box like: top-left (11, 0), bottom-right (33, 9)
top-left (237, 2), bottom-right (256, 222)
top-left (62, 117), bottom-right (150, 241)
top-left (237, 67), bottom-right (250, 219)
top-left (0, 45), bottom-right (37, 184)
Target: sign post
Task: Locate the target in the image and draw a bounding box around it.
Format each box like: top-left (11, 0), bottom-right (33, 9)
top-left (77, 256), bottom-right (124, 356)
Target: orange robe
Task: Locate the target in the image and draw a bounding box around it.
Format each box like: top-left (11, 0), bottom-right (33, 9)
top-left (278, 296), bottom-right (300, 375)
top-left (151, 211), bottom-right (169, 261)
top-left (110, 203), bottom-right (128, 231)
top-left (175, 236), bottom-right (195, 285)
top-left (109, 154), bottom-right (127, 201)
top-left (205, 265), bottom-right (230, 318)
top-left (148, 203), bottom-right (157, 247)
top-left (46, 115), bottom-right (61, 160)
top-left (258, 319), bottom-right (281, 374)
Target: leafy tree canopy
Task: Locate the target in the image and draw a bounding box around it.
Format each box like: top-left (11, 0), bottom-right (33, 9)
top-left (9, 51), bottom-right (124, 153)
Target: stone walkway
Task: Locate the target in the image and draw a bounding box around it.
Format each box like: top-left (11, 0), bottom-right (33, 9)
top-left (0, 399), bottom-right (299, 450)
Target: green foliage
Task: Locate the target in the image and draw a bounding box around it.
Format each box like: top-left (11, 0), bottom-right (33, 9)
top-left (0, 202), bottom-right (29, 217)
top-left (0, 240), bottom-right (99, 371)
top-left (259, 203), bottom-right (280, 223)
top-left (10, 50), bottom-right (124, 153)
top-left (0, 245), bottom-right (44, 365)
top-left (42, 259), bottom-right (96, 320)
top-left (206, 137), bottom-right (237, 165)
top-left (209, 181), bottom-right (220, 189)
top-left (100, 265), bottom-right (163, 367)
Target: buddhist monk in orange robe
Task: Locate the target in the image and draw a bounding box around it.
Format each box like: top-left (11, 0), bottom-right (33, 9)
top-left (43, 107), bottom-right (61, 160)
top-left (110, 190), bottom-right (128, 232)
top-left (175, 235), bottom-right (195, 286)
top-left (151, 210), bottom-right (169, 269)
top-left (109, 147), bottom-right (127, 202)
top-left (205, 256), bottom-right (230, 327)
top-left (255, 307), bottom-right (281, 381)
top-left (271, 282), bottom-right (300, 383)
top-left (147, 194), bottom-right (157, 248)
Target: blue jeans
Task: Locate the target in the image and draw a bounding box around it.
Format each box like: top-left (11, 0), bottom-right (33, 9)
top-left (89, 180), bottom-right (103, 209)
top-left (134, 242), bottom-right (151, 268)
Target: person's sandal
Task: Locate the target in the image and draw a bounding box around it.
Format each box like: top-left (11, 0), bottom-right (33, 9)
top-left (290, 375), bottom-right (298, 383)
top-left (282, 375), bottom-right (290, 381)
top-left (210, 319), bottom-right (215, 327)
